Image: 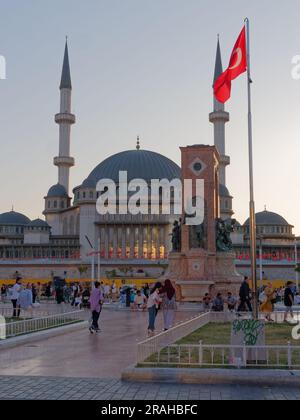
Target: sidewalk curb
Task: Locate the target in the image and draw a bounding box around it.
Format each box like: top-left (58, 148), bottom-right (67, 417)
top-left (122, 365), bottom-right (300, 386)
top-left (0, 321), bottom-right (88, 350)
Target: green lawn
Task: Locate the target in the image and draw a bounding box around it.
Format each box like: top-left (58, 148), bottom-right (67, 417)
top-left (178, 322), bottom-right (299, 346)
top-left (140, 323), bottom-right (300, 369)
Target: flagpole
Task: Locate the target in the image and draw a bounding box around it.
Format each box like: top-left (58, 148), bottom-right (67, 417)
top-left (245, 18), bottom-right (258, 319)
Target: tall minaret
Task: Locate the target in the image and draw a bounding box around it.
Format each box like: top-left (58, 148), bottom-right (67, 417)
top-left (209, 37), bottom-right (230, 187)
top-left (54, 39), bottom-right (75, 195)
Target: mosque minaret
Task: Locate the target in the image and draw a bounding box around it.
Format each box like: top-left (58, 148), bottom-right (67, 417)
top-left (209, 37), bottom-right (233, 220)
top-left (54, 39), bottom-right (75, 195)
top-left (209, 37), bottom-right (230, 186)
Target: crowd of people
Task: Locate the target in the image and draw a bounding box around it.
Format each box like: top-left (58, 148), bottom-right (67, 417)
top-left (87, 280), bottom-right (177, 336)
top-left (1, 275), bottom-right (299, 337)
top-left (0, 278), bottom-right (42, 317)
top-left (202, 277), bottom-right (298, 323)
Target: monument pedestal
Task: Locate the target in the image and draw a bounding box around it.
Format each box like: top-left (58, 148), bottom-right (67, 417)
top-left (166, 145), bottom-right (243, 302)
top-left (166, 250), bottom-right (242, 302)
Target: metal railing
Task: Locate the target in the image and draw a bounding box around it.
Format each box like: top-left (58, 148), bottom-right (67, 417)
top-left (137, 311), bottom-right (300, 368)
top-left (137, 312), bottom-right (211, 363)
top-left (2, 310), bottom-right (84, 340)
top-left (139, 342), bottom-right (300, 369)
top-left (209, 311), bottom-right (300, 324)
top-left (0, 306), bottom-right (56, 319)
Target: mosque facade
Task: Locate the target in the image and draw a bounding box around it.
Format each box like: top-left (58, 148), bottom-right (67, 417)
top-left (0, 41), bottom-right (298, 282)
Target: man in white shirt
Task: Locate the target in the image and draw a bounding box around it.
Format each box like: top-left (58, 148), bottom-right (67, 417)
top-left (11, 277), bottom-right (22, 318)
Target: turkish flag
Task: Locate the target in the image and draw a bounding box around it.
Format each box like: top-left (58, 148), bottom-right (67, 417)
top-left (214, 27), bottom-right (247, 103)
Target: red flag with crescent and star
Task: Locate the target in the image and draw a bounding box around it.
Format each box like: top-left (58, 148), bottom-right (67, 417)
top-left (214, 27), bottom-right (247, 103)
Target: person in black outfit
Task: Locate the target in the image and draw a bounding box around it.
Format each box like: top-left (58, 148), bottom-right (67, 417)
top-left (32, 284), bottom-right (37, 304)
top-left (238, 277), bottom-right (253, 312)
top-left (284, 281), bottom-right (295, 322)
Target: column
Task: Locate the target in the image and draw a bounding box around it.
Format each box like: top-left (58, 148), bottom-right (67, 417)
top-left (104, 226), bottom-right (109, 259)
top-left (121, 226), bottom-right (126, 259)
top-left (130, 226), bottom-right (135, 259)
top-left (113, 227), bottom-right (118, 259)
top-left (155, 226), bottom-right (160, 260)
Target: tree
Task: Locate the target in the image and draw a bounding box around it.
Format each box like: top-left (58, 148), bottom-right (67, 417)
top-left (78, 265), bottom-right (88, 278)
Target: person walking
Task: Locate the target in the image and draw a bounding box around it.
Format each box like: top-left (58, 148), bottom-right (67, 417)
top-left (147, 282), bottom-right (162, 337)
top-left (17, 284), bottom-right (33, 316)
top-left (11, 278), bottom-right (22, 318)
top-left (160, 280), bottom-right (176, 331)
top-left (284, 281), bottom-right (295, 323)
top-left (1, 285), bottom-right (7, 303)
top-left (71, 283), bottom-right (79, 306)
top-left (45, 282), bottom-right (52, 300)
top-left (143, 283), bottom-right (150, 299)
top-left (31, 284), bottom-right (37, 304)
top-left (238, 277), bottom-right (253, 312)
top-left (89, 282), bottom-right (104, 334)
top-left (36, 282), bottom-right (42, 303)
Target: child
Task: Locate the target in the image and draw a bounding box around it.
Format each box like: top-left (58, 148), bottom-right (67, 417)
top-left (74, 292), bottom-right (83, 309)
top-left (133, 290), bottom-right (147, 311)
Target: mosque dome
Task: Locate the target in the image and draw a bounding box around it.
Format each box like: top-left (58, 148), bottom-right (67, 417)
top-left (219, 184), bottom-right (232, 197)
top-left (244, 210), bottom-right (291, 226)
top-left (27, 219), bottom-right (50, 228)
top-left (0, 211), bottom-right (31, 226)
top-left (47, 184), bottom-right (68, 197)
top-left (81, 149), bottom-right (181, 188)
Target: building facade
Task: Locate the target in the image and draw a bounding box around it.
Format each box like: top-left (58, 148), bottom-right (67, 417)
top-left (0, 40), bottom-right (298, 282)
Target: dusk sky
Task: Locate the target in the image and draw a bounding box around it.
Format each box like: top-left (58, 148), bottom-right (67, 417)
top-left (0, 0), bottom-right (299, 233)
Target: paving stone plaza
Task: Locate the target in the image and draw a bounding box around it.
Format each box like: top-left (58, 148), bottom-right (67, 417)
top-left (1, 307), bottom-right (300, 401)
top-left (1, 376), bottom-right (300, 401)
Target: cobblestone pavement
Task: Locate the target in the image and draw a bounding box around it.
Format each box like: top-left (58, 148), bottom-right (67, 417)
top-left (1, 376), bottom-right (300, 400)
top-left (0, 309), bottom-right (197, 378)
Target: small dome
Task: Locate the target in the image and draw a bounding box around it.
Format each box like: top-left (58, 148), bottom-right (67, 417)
top-left (27, 219), bottom-right (50, 228)
top-left (82, 149), bottom-right (181, 188)
top-left (47, 184), bottom-right (68, 197)
top-left (81, 178), bottom-right (97, 189)
top-left (219, 184), bottom-right (231, 197)
top-left (0, 211), bottom-right (31, 226)
top-left (244, 210), bottom-right (290, 226)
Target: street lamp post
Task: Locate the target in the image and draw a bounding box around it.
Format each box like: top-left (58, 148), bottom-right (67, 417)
top-left (97, 237), bottom-right (101, 283)
top-left (259, 235), bottom-right (263, 290)
top-left (295, 239), bottom-right (299, 292)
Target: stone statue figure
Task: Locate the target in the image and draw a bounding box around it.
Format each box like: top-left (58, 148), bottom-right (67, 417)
top-left (190, 222), bottom-right (206, 249)
top-left (216, 218), bottom-right (237, 252)
top-left (186, 197), bottom-right (207, 250)
top-left (171, 220), bottom-right (181, 252)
